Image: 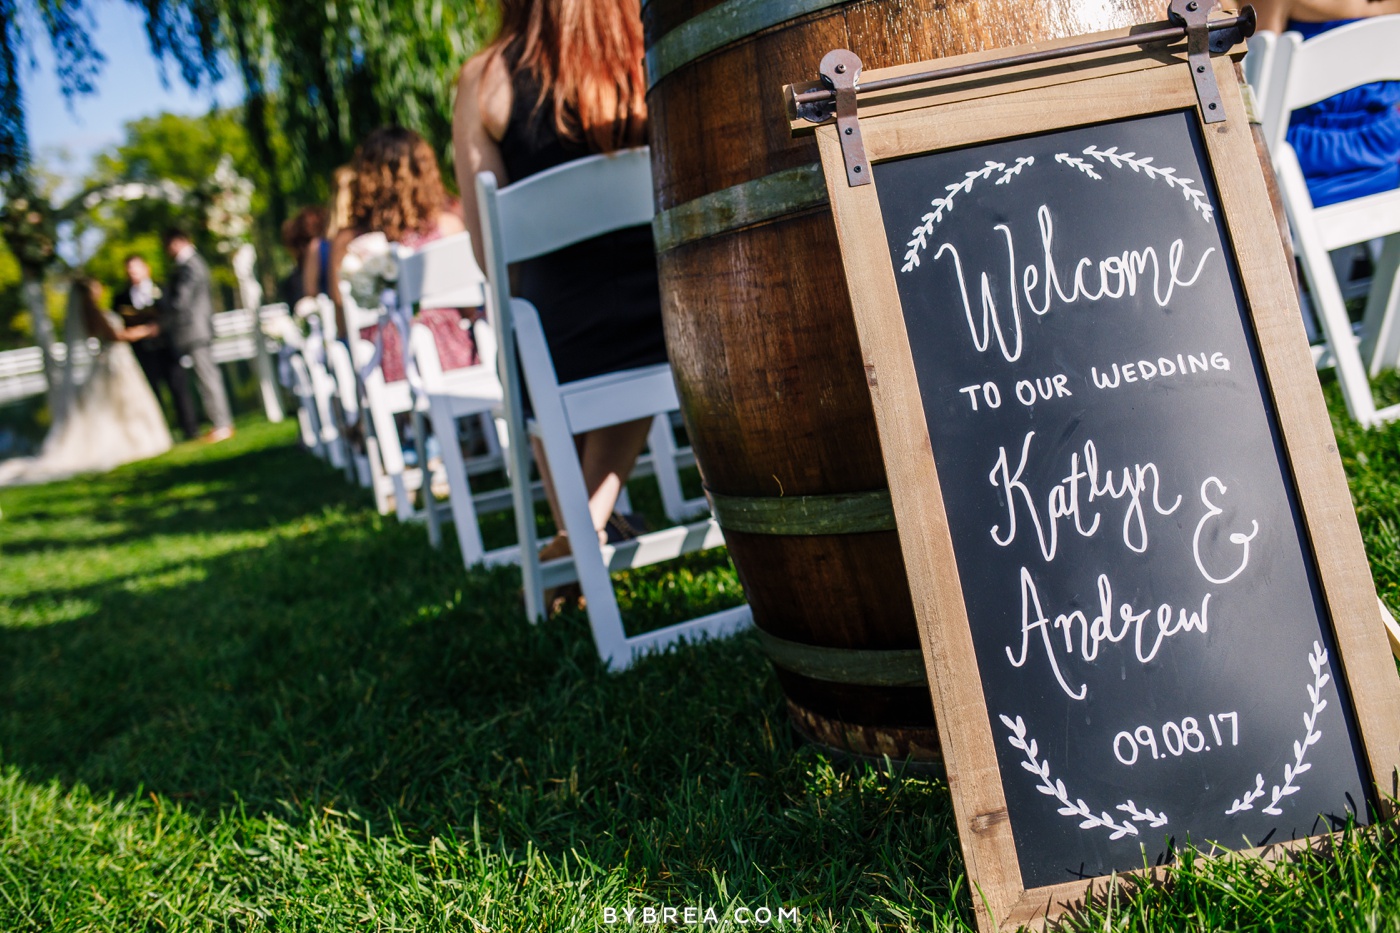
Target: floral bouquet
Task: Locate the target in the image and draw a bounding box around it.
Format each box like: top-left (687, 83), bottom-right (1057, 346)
top-left (340, 232), bottom-right (399, 310)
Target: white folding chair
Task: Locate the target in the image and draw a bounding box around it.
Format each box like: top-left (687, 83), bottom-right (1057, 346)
top-left (353, 296), bottom-right (433, 520)
top-left (477, 147), bottom-right (750, 670)
top-left (401, 236), bottom-right (696, 567)
top-left (397, 233), bottom-right (513, 560)
top-left (297, 310), bottom-right (350, 471)
top-left (299, 292), bottom-right (373, 486)
top-left (1262, 17), bottom-right (1400, 425)
top-left (286, 351), bottom-right (328, 457)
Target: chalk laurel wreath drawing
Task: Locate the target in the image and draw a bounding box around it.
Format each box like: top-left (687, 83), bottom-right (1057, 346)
top-left (1004, 644), bottom-right (1332, 833)
top-left (899, 146), bottom-right (1213, 273)
top-left (1226, 641), bottom-right (1331, 816)
top-left (900, 158), bottom-right (1034, 272)
top-left (1000, 714), bottom-right (1168, 840)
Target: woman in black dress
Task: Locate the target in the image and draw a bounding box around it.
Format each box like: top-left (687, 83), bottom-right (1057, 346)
top-left (453, 0), bottom-right (668, 555)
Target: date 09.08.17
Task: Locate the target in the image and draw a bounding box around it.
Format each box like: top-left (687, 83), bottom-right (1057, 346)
top-left (1113, 712), bottom-right (1239, 766)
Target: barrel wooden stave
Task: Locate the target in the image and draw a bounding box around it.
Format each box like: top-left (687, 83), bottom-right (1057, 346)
top-left (650, 18), bottom-right (849, 208)
top-left (722, 530), bottom-right (915, 647)
top-left (648, 0), bottom-right (1163, 761)
top-left (659, 214), bottom-right (882, 495)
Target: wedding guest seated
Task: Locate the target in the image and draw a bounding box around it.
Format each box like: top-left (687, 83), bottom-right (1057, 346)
top-left (279, 205), bottom-right (329, 306)
top-left (300, 165), bottom-right (355, 312)
top-left (1255, 0), bottom-right (1400, 207)
top-left (327, 126), bottom-right (479, 382)
top-left (453, 0), bottom-right (669, 575)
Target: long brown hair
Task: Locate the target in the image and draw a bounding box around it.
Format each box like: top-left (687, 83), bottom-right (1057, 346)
top-left (487, 0), bottom-right (647, 153)
top-left (350, 126), bottom-right (448, 243)
top-left (327, 165), bottom-right (356, 239)
top-left (281, 205), bottom-right (328, 261)
top-left (70, 275), bottom-right (114, 342)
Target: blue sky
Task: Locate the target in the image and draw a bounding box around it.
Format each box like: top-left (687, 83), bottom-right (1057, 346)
top-left (23, 0), bottom-right (244, 182)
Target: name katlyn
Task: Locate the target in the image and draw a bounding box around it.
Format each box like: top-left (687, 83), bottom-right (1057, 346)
top-left (989, 431), bottom-right (1183, 562)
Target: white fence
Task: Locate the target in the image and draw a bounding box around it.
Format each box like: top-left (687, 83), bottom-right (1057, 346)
top-left (0, 304), bottom-right (293, 422)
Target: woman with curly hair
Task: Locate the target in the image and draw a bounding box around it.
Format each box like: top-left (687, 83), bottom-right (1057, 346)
top-left (328, 126), bottom-right (477, 382)
top-left (453, 0), bottom-right (667, 572)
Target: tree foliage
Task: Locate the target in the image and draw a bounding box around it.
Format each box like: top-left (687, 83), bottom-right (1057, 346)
top-left (0, 0), bottom-right (497, 349)
top-left (0, 0), bottom-right (223, 181)
top-left (74, 110), bottom-right (282, 304)
top-left (2, 0), bottom-right (497, 208)
top-left (229, 0), bottom-right (496, 201)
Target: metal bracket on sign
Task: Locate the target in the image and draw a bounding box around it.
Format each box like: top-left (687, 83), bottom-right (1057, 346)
top-left (820, 49), bottom-right (871, 187)
top-left (1169, 0), bottom-right (1226, 124)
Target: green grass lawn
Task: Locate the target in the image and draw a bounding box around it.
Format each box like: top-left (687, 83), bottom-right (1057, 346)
top-left (2, 385), bottom-right (1400, 932)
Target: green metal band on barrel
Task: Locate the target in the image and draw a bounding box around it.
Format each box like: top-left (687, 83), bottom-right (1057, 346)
top-left (646, 0), bottom-right (848, 88)
top-left (707, 488), bottom-right (894, 535)
top-left (653, 163), bottom-right (828, 253)
top-left (756, 628), bottom-right (926, 687)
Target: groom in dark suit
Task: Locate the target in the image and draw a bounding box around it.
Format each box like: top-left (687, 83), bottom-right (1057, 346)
top-left (157, 228), bottom-right (234, 442)
top-left (113, 253), bottom-right (199, 440)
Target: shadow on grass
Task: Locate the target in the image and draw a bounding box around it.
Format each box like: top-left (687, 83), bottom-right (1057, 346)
top-left (1, 431), bottom-right (359, 557)
top-left (0, 419), bottom-right (961, 917)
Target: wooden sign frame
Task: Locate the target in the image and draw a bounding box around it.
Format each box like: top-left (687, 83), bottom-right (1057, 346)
top-left (804, 18), bottom-right (1400, 931)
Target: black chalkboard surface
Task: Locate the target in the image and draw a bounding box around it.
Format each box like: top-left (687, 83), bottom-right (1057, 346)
top-left (874, 110), bottom-right (1369, 887)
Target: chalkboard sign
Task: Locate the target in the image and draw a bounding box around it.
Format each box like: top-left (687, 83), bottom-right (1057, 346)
top-left (806, 19), bottom-right (1400, 932)
top-left (878, 108), bottom-right (1367, 888)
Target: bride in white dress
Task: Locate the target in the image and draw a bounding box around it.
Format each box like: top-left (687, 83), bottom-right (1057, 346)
top-left (0, 278), bottom-right (174, 486)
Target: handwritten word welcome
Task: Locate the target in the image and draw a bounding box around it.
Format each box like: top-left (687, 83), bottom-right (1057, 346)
top-left (935, 204), bottom-right (1216, 363)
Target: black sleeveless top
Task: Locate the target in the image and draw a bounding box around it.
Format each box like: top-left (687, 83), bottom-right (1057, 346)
top-left (498, 50), bottom-right (668, 385)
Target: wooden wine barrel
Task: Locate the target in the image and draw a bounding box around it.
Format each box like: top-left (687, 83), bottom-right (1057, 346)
top-left (645, 0), bottom-right (1160, 762)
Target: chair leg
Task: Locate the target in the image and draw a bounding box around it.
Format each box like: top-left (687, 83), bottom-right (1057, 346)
top-left (412, 408), bottom-right (442, 547)
top-left (509, 423), bottom-right (542, 620)
top-left (365, 435), bottom-right (393, 515)
top-left (542, 418), bottom-right (631, 666)
top-left (482, 412), bottom-right (503, 460)
top-left (320, 400), bottom-right (345, 468)
top-left (1360, 234), bottom-right (1400, 377)
top-left (255, 340), bottom-right (285, 423)
top-left (1281, 152), bottom-right (1382, 424)
top-left (649, 415), bottom-right (687, 525)
top-left (432, 397), bottom-right (488, 567)
top-left (1302, 251), bottom-right (1379, 424)
top-left (332, 401), bottom-right (356, 484)
top-left (365, 386), bottom-right (414, 522)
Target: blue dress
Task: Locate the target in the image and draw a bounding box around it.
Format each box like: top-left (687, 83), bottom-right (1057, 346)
top-left (1286, 19), bottom-right (1400, 207)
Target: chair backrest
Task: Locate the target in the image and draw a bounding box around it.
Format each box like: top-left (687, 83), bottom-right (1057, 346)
top-left (475, 145), bottom-right (654, 406)
top-left (476, 147), bottom-right (653, 376)
top-left (1243, 30), bottom-right (1281, 140)
top-left (480, 147), bottom-right (653, 272)
top-left (1272, 16), bottom-right (1400, 152)
top-left (1242, 30), bottom-right (1275, 96)
top-left (396, 232), bottom-right (487, 310)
